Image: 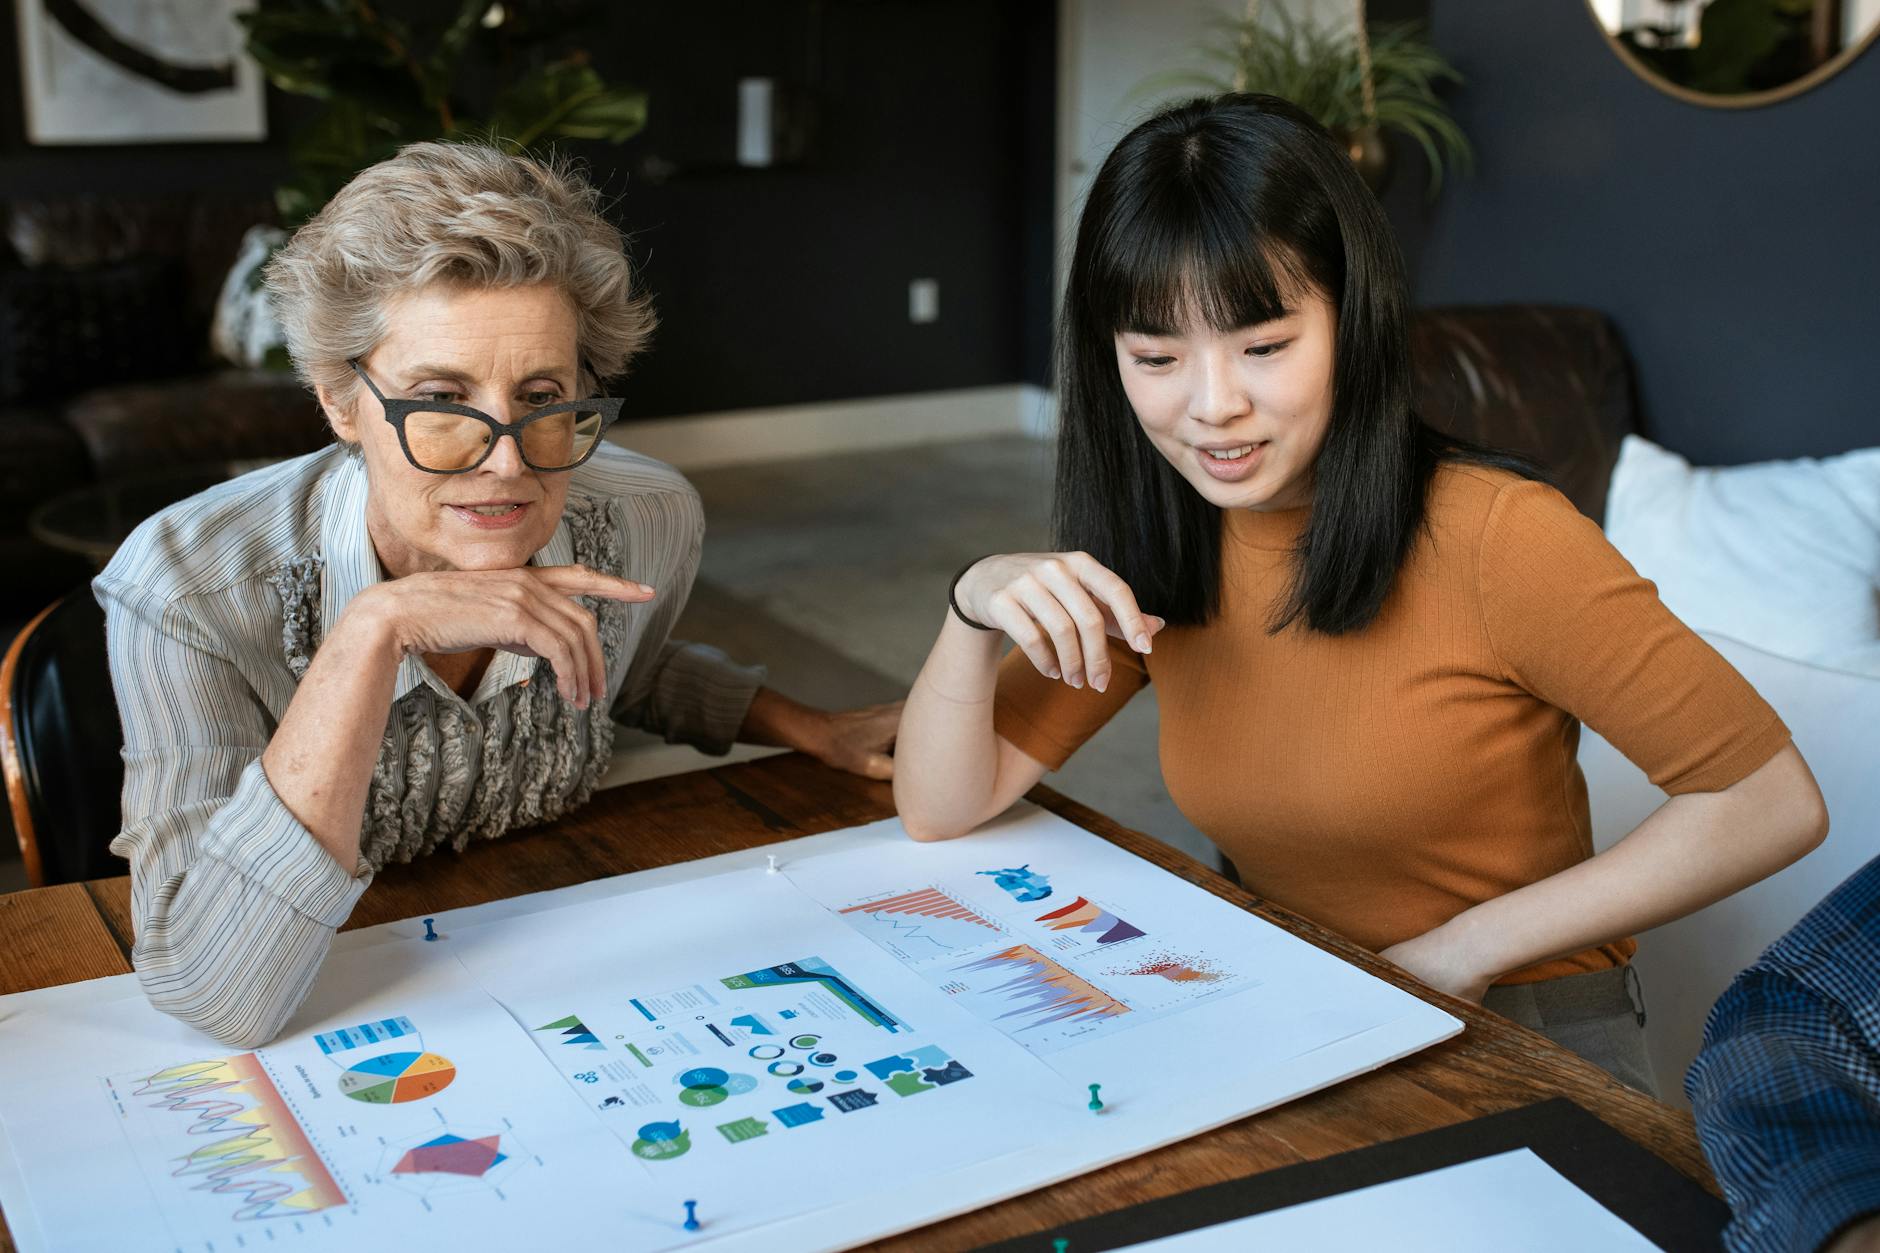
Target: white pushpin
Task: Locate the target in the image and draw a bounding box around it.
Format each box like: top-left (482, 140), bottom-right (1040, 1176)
top-left (765, 854), bottom-right (779, 875)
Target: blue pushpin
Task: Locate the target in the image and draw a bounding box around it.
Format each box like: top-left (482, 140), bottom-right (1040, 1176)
top-left (1087, 1083), bottom-right (1103, 1112)
top-left (683, 1199), bottom-right (700, 1231)
top-left (422, 918), bottom-right (438, 942)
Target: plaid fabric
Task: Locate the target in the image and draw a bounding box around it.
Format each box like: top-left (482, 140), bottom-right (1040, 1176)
top-left (1687, 855), bottom-right (1880, 1253)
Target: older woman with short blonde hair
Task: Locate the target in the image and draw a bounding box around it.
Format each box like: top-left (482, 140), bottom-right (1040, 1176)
top-left (97, 141), bottom-right (897, 1047)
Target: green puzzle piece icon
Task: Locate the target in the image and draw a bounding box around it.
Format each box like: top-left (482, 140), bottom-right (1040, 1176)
top-left (886, 1071), bottom-right (936, 1097)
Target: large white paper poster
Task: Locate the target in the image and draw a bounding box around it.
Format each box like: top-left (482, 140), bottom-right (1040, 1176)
top-left (0, 805), bottom-right (1464, 1252)
top-left (0, 946), bottom-right (672, 1252)
top-left (447, 868), bottom-right (1094, 1245)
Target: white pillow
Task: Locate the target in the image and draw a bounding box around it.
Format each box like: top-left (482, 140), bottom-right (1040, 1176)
top-left (1582, 631), bottom-right (1880, 1106)
top-left (1605, 434), bottom-right (1880, 677)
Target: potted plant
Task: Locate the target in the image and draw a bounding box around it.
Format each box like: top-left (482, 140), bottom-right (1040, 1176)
top-left (213, 0), bottom-right (648, 368)
top-left (1165, 0), bottom-right (1472, 197)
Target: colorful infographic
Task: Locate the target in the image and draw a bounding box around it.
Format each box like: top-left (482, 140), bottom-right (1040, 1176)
top-left (535, 1014), bottom-right (606, 1050)
top-left (127, 1053), bottom-right (348, 1222)
top-left (976, 864), bottom-right (1054, 902)
top-left (374, 1114), bottom-right (534, 1199)
top-left (337, 1051), bottom-right (458, 1104)
top-left (824, 854), bottom-right (1256, 1053)
top-left (1105, 952), bottom-right (1228, 983)
top-left (941, 944), bottom-right (1131, 1040)
top-left (720, 957), bottom-right (909, 1034)
top-left (316, 1014), bottom-right (459, 1104)
top-left (1034, 896), bottom-right (1146, 947)
top-left (838, 886), bottom-right (1007, 962)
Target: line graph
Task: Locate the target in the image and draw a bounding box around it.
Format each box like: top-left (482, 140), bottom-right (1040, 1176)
top-left (130, 1054), bottom-right (346, 1222)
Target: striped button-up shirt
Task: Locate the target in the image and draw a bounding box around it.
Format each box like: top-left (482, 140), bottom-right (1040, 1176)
top-left (95, 442), bottom-right (763, 1047)
top-left (1687, 855), bottom-right (1880, 1253)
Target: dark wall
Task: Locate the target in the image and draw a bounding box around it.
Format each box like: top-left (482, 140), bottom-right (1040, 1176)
top-left (0, 0), bottom-right (1055, 418)
top-left (1413, 1), bottom-right (1879, 465)
top-left (587, 1), bottom-right (1055, 416)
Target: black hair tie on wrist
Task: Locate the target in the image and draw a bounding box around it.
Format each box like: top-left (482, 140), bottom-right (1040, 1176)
top-left (949, 555), bottom-right (999, 632)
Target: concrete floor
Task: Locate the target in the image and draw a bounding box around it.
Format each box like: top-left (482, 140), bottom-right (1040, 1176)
top-left (680, 436), bottom-right (1221, 868)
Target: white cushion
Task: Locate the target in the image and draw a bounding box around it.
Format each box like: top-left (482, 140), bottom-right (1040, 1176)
top-left (1582, 632), bottom-right (1880, 1106)
top-left (1605, 435), bottom-right (1880, 676)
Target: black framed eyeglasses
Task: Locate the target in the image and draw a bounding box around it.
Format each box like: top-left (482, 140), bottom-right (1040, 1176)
top-left (348, 358), bottom-right (625, 475)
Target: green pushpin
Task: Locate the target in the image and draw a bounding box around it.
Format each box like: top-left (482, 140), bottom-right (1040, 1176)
top-left (1087, 1083), bottom-right (1103, 1112)
top-left (1053, 1239), bottom-right (1071, 1253)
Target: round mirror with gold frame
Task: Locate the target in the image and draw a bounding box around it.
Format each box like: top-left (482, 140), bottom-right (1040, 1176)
top-left (1588, 0), bottom-right (1880, 107)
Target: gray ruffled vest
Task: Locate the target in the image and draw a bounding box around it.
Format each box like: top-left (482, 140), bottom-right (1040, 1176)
top-left (270, 493), bottom-right (627, 870)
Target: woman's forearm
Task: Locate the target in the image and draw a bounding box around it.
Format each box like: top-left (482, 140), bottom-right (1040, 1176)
top-left (893, 611), bottom-right (1022, 839)
top-left (1441, 744), bottom-right (1829, 987)
top-left (259, 590), bottom-right (407, 874)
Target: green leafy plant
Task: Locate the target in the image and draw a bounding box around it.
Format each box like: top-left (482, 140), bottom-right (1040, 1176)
top-left (1165, 0), bottom-right (1472, 196)
top-left (239, 0), bottom-right (649, 226)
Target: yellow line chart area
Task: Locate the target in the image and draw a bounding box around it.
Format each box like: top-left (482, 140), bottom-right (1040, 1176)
top-left (132, 1053), bottom-right (347, 1222)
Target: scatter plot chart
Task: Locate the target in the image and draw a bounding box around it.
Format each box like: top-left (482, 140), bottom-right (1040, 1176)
top-left (838, 886), bottom-right (1007, 962)
top-left (1100, 950), bottom-right (1257, 1015)
top-left (1106, 952), bottom-right (1225, 983)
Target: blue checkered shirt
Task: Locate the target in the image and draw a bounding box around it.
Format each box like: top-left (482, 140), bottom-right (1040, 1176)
top-left (1687, 855), bottom-right (1880, 1253)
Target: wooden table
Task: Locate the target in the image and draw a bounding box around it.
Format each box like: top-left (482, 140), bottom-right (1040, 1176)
top-left (0, 754), bottom-right (1718, 1251)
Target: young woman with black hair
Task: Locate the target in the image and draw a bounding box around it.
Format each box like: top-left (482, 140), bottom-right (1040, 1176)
top-left (892, 94), bottom-right (1828, 1092)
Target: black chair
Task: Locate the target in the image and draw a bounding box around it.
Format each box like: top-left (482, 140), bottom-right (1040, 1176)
top-left (0, 591), bottom-right (123, 886)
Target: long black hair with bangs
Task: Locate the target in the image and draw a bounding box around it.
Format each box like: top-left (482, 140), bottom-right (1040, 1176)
top-left (1055, 93), bottom-right (1535, 634)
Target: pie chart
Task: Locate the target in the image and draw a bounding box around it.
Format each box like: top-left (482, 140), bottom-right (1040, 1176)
top-left (338, 1051), bottom-right (457, 1104)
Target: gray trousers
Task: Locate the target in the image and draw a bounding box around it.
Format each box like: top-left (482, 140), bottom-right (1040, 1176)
top-left (1482, 965), bottom-right (1660, 1098)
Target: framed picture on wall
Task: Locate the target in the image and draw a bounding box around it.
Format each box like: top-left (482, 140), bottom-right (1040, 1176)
top-left (14, 0), bottom-right (266, 144)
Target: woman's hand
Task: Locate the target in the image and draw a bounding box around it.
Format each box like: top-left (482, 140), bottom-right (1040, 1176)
top-left (351, 564), bottom-right (656, 710)
top-left (954, 552), bottom-right (1166, 692)
top-left (738, 690), bottom-right (903, 781)
top-left (1378, 924), bottom-right (1498, 1005)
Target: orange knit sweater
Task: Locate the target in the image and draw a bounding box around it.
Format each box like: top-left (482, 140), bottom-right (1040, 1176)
top-left (993, 465), bottom-right (1790, 984)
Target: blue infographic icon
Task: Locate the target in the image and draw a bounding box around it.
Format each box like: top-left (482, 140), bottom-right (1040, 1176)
top-left (976, 864), bottom-right (1053, 902)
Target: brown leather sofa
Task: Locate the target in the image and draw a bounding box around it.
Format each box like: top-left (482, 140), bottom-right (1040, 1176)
top-left (1411, 305), bottom-right (1638, 523)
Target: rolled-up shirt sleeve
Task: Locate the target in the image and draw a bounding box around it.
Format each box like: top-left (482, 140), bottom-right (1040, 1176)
top-left (97, 574), bottom-right (371, 1048)
top-left (609, 482), bottom-right (764, 755)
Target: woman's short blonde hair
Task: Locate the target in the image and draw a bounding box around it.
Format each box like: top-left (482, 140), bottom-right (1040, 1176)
top-left (264, 140), bottom-right (655, 410)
